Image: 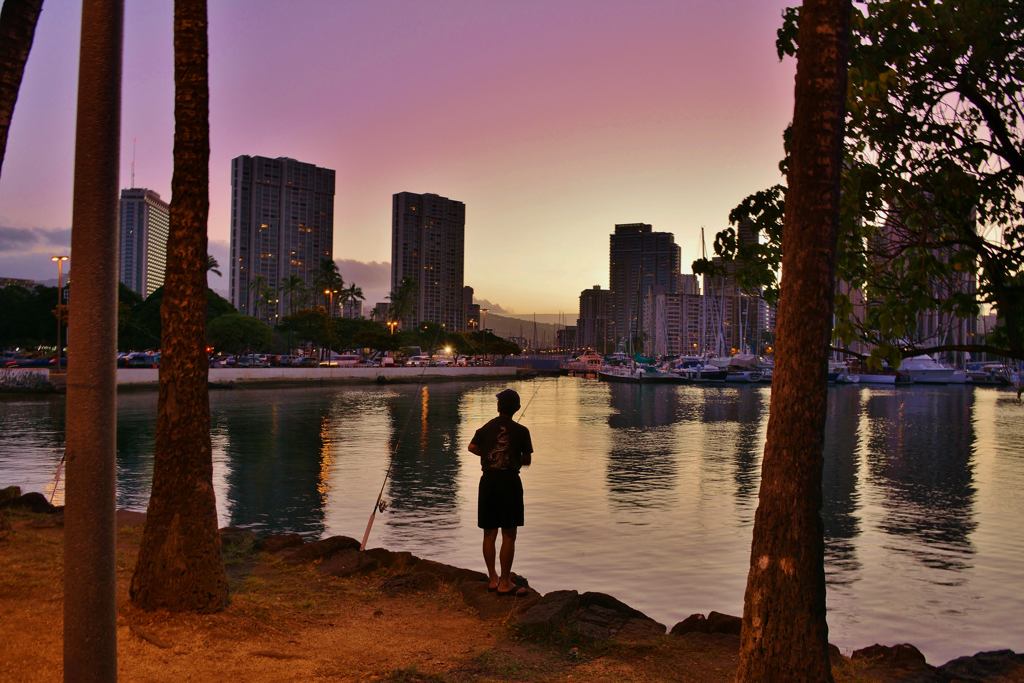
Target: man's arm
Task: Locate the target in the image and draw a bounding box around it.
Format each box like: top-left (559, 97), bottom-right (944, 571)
top-left (468, 443), bottom-right (481, 455)
top-left (521, 451), bottom-right (531, 467)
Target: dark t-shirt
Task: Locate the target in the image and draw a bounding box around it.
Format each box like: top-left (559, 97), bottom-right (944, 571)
top-left (470, 415), bottom-right (533, 473)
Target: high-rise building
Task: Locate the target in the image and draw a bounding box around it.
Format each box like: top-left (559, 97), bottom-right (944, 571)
top-left (608, 223), bottom-right (681, 350)
top-left (577, 285), bottom-right (610, 352)
top-left (230, 156), bottom-right (335, 322)
top-left (118, 188), bottom-right (170, 298)
top-left (391, 192), bottom-right (465, 330)
top-left (463, 285), bottom-right (480, 331)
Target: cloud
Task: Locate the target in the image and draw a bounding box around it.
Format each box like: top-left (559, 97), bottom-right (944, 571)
top-left (0, 225), bottom-right (70, 254)
top-left (336, 259), bottom-right (391, 310)
top-left (473, 298), bottom-right (514, 315)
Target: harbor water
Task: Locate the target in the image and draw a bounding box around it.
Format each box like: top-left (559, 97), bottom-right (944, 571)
top-left (1, 377), bottom-right (1022, 663)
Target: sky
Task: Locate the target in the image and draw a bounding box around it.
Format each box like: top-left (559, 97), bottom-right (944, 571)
top-left (0, 0), bottom-right (797, 315)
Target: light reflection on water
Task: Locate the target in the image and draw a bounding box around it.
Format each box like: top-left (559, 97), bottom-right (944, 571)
top-left (1, 378), bottom-right (1022, 663)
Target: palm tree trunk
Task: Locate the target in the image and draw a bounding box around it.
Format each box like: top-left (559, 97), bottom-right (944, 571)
top-left (0, 0), bottom-right (44, 178)
top-left (63, 0), bottom-right (123, 677)
top-left (130, 0), bottom-right (227, 612)
top-left (736, 0), bottom-right (850, 680)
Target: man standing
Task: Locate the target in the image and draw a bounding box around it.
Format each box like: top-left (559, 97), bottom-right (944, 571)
top-left (468, 388), bottom-right (533, 597)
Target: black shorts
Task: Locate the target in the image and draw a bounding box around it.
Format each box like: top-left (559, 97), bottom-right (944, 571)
top-left (478, 470), bottom-right (524, 530)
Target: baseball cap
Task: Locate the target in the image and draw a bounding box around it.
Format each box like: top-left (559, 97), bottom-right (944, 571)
top-left (496, 388), bottom-right (521, 412)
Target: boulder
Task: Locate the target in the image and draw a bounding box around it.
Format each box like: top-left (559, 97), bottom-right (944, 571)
top-left (280, 535), bottom-right (360, 564)
top-left (409, 558), bottom-right (487, 585)
top-left (220, 527), bottom-right (259, 552)
top-left (575, 604), bottom-right (628, 640)
top-left (852, 643), bottom-right (929, 668)
top-left (514, 590), bottom-right (580, 635)
top-left (937, 650), bottom-right (1024, 683)
top-left (670, 613), bottom-right (709, 636)
top-left (379, 572), bottom-right (440, 595)
top-left (613, 617), bottom-right (667, 644)
top-left (578, 592), bottom-right (655, 621)
top-left (459, 581), bottom-right (541, 620)
top-left (260, 534), bottom-right (303, 553)
top-left (851, 643), bottom-right (941, 683)
top-left (363, 548), bottom-right (419, 572)
top-left (706, 611), bottom-right (742, 636)
top-left (0, 492), bottom-right (56, 514)
top-left (317, 549), bottom-right (379, 577)
top-left (0, 486), bottom-right (22, 504)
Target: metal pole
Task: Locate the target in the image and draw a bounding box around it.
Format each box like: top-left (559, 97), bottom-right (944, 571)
top-left (52, 256), bottom-right (67, 374)
top-left (64, 0), bottom-right (122, 681)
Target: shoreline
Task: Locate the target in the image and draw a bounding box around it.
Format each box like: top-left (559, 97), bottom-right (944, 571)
top-left (0, 365), bottom-right (519, 394)
top-left (2, 491), bottom-right (1022, 682)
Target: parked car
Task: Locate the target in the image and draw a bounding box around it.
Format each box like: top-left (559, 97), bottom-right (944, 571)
top-left (292, 357), bottom-right (318, 368)
top-left (126, 353), bottom-right (158, 368)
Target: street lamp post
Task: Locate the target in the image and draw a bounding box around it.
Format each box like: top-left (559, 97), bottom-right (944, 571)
top-left (325, 289), bottom-right (337, 317)
top-left (51, 256), bottom-right (69, 374)
top-left (387, 320), bottom-right (397, 335)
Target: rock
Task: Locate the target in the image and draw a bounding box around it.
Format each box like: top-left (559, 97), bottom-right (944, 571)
top-left (0, 486), bottom-right (22, 504)
top-left (853, 643), bottom-right (929, 668)
top-left (514, 590), bottom-right (580, 635)
top-left (0, 492), bottom-right (56, 514)
top-left (937, 650), bottom-right (1024, 683)
top-left (115, 509), bottom-right (147, 527)
top-left (317, 549), bottom-right (378, 577)
top-left (280, 535), bottom-right (360, 564)
top-left (706, 611), bottom-right (742, 636)
top-left (670, 613), bottom-right (709, 636)
top-left (409, 558), bottom-right (487, 585)
top-left (852, 644), bottom-right (941, 683)
top-left (829, 643), bottom-right (845, 666)
top-left (459, 581), bottom-right (541, 620)
top-left (578, 592), bottom-right (655, 622)
top-left (260, 533), bottom-right (303, 553)
top-left (220, 526), bottom-right (259, 552)
top-left (614, 618), bottom-right (667, 643)
top-left (575, 604), bottom-right (627, 640)
top-left (363, 547), bottom-right (419, 572)
top-left (379, 572), bottom-right (440, 595)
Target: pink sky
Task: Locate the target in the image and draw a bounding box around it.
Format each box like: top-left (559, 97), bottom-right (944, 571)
top-left (0, 0), bottom-right (796, 314)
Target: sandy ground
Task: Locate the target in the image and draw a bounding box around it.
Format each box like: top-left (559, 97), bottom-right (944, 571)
top-left (3, 508), bottom-right (1001, 683)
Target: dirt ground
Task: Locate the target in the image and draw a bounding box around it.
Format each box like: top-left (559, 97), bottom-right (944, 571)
top-left (0, 509), bottom-right (952, 683)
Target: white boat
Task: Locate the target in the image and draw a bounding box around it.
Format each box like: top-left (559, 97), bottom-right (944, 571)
top-left (899, 355), bottom-right (957, 384)
top-left (598, 364), bottom-right (688, 384)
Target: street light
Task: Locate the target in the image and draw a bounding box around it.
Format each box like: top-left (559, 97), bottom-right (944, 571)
top-left (324, 289), bottom-right (337, 317)
top-left (51, 256), bottom-right (68, 374)
top-left (387, 320), bottom-right (397, 335)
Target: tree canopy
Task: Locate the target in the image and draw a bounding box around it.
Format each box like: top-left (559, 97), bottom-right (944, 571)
top-left (697, 0), bottom-right (1024, 365)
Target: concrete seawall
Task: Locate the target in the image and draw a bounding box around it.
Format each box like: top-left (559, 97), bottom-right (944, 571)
top-left (112, 365), bottom-right (518, 389)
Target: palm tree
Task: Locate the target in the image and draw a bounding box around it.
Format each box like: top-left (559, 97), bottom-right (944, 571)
top-left (387, 277), bottom-right (418, 328)
top-left (279, 273), bottom-right (305, 316)
top-left (0, 0), bottom-right (44, 179)
top-left (313, 257), bottom-right (343, 310)
top-left (131, 0), bottom-right (228, 613)
top-left (339, 282), bottom-right (364, 317)
top-left (206, 253), bottom-right (221, 277)
top-left (247, 272), bottom-right (267, 320)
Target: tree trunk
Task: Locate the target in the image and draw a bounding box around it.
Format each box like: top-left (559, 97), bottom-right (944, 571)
top-left (130, 0), bottom-right (227, 612)
top-left (735, 1), bottom-right (851, 681)
top-left (0, 0), bottom-right (44, 178)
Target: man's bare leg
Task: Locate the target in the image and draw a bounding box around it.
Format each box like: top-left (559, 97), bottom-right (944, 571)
top-left (482, 529), bottom-right (499, 590)
top-left (497, 527), bottom-right (518, 592)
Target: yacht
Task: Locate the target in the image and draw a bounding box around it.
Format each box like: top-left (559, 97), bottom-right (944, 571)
top-left (899, 355), bottom-right (957, 384)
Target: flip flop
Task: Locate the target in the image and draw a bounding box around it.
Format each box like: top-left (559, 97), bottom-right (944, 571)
top-left (487, 584), bottom-right (499, 593)
top-left (496, 585), bottom-right (529, 598)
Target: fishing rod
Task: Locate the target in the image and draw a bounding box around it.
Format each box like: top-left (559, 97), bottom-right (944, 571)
top-left (359, 323), bottom-right (449, 551)
top-left (48, 450), bottom-right (66, 505)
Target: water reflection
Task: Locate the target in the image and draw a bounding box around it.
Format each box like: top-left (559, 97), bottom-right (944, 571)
top-left (822, 388), bottom-right (863, 584)
top-left (383, 384), bottom-right (464, 553)
top-left (215, 389), bottom-right (334, 537)
top-left (863, 387), bottom-right (977, 574)
top-left (605, 384), bottom-right (679, 517)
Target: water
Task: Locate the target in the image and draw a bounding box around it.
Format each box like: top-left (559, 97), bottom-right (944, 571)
top-left (2, 377), bottom-right (1022, 663)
